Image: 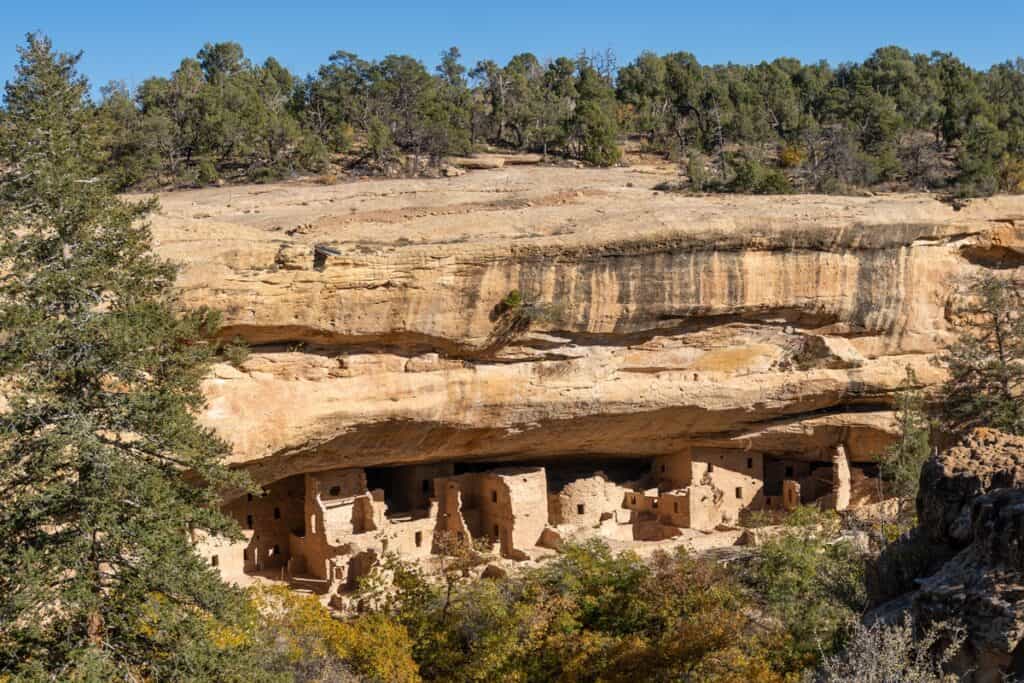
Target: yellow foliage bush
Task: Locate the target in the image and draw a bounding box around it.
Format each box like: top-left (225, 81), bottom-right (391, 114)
top-left (778, 145), bottom-right (805, 168)
top-left (251, 585), bottom-right (420, 682)
top-left (999, 154), bottom-right (1024, 193)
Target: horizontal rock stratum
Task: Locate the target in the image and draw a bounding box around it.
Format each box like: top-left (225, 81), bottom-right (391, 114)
top-left (147, 166), bottom-right (1024, 484)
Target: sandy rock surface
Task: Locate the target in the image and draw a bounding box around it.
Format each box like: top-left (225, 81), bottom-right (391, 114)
top-left (143, 166), bottom-right (1024, 479)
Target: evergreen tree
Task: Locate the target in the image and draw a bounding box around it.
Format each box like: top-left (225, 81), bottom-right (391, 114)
top-left (880, 367), bottom-right (932, 502)
top-left (938, 273), bottom-right (1024, 437)
top-left (572, 62), bottom-right (621, 166)
top-left (0, 34), bottom-right (270, 681)
top-left (429, 47), bottom-right (473, 158)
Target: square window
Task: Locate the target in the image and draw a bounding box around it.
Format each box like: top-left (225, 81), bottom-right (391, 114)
top-left (329, 485), bottom-right (341, 496)
top-left (577, 503), bottom-right (585, 515)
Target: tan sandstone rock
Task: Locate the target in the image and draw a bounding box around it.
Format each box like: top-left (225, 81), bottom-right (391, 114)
top-left (143, 166), bottom-right (1024, 483)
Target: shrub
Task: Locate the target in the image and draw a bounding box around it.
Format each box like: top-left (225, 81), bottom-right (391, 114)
top-left (197, 158), bottom-right (219, 185)
top-left (730, 157), bottom-right (794, 194)
top-left (881, 366), bottom-right (931, 507)
top-left (778, 145), bottom-right (804, 169)
top-left (359, 539), bottom-right (796, 682)
top-left (783, 504), bottom-right (841, 530)
top-left (502, 289), bottom-right (523, 309)
top-left (248, 161), bottom-right (291, 184)
top-left (252, 585), bottom-right (420, 682)
top-left (819, 617), bottom-right (965, 682)
top-left (742, 524), bottom-right (867, 668)
top-left (366, 117), bottom-right (399, 166)
top-left (297, 135), bottom-right (331, 173)
top-left (222, 336), bottom-right (250, 368)
top-left (687, 153), bottom-right (710, 190)
top-left (999, 153), bottom-right (1024, 193)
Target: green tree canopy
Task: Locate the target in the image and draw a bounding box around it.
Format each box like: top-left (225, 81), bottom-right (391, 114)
top-left (0, 33), bottom-right (268, 681)
top-left (939, 273), bottom-right (1024, 437)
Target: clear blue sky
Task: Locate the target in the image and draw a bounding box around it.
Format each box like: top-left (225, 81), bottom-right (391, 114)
top-left (4, 0), bottom-right (1023, 92)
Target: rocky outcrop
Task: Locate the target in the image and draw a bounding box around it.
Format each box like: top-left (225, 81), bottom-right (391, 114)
top-left (870, 430), bottom-right (1024, 682)
top-left (146, 166), bottom-right (1024, 481)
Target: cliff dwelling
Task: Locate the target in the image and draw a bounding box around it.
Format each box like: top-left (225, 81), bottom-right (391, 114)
top-left (159, 167), bottom-right (1024, 606)
top-left (198, 444), bottom-right (878, 595)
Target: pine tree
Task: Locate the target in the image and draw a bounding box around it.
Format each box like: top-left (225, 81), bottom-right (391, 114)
top-left (880, 367), bottom-right (932, 502)
top-left (0, 34), bottom-right (271, 681)
top-left (572, 62), bottom-right (621, 166)
top-left (938, 272), bottom-right (1024, 436)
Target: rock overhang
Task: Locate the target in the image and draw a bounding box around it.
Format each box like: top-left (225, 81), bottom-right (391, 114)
top-left (145, 166), bottom-right (1024, 481)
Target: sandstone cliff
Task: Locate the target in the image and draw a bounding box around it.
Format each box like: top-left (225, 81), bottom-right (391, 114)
top-left (146, 166), bottom-right (1024, 483)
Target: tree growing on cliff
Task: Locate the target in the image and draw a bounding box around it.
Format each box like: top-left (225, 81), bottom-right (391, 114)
top-left (881, 367), bottom-right (933, 503)
top-left (0, 34), bottom-right (268, 680)
top-left (938, 273), bottom-right (1024, 437)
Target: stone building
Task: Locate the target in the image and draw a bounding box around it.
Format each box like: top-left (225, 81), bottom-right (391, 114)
top-left (199, 445), bottom-right (878, 593)
top-left (644, 447), bottom-right (764, 528)
top-left (548, 473), bottom-right (632, 528)
top-left (435, 467), bottom-right (548, 559)
top-left (204, 463), bottom-right (551, 592)
top-left (221, 475), bottom-right (305, 574)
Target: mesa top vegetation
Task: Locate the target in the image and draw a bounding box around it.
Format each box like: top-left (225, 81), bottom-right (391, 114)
top-left (13, 38), bottom-right (1024, 198)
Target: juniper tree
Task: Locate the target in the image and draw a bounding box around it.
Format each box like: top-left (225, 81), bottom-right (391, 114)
top-left (0, 34), bottom-right (272, 681)
top-left (571, 61), bottom-right (621, 166)
top-left (938, 272), bottom-right (1024, 437)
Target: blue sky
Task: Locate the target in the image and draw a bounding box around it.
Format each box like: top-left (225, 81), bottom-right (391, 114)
top-left (3, 0), bottom-right (1023, 92)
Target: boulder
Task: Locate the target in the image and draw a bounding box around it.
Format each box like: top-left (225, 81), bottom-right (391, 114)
top-left (736, 525), bottom-right (786, 547)
top-left (537, 527), bottom-right (564, 551)
top-left (500, 153), bottom-right (544, 165)
top-left (447, 155), bottom-right (505, 169)
top-left (481, 563), bottom-right (508, 580)
top-left (870, 430), bottom-right (1024, 682)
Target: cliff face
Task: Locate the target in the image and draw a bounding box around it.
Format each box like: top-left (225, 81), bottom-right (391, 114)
top-left (147, 166), bottom-right (1024, 483)
top-left (871, 430), bottom-right (1024, 683)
